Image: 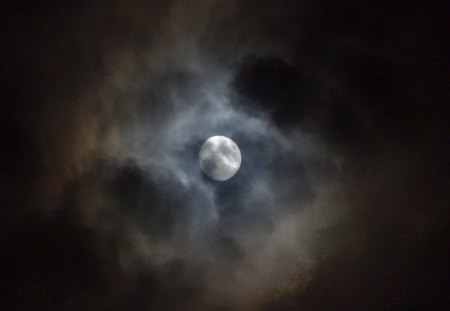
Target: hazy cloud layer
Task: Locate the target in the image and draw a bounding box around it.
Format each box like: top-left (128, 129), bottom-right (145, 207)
top-left (1, 1), bottom-right (448, 310)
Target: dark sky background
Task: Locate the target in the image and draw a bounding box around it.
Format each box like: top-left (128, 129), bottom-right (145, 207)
top-left (1, 1), bottom-right (449, 310)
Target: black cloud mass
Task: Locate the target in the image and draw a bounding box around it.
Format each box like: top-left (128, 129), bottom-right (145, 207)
top-left (1, 1), bottom-right (449, 310)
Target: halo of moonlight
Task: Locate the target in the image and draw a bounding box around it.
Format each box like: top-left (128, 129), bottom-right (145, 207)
top-left (199, 136), bottom-right (241, 181)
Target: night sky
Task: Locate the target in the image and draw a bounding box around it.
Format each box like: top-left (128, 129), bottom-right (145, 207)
top-left (1, 1), bottom-right (449, 310)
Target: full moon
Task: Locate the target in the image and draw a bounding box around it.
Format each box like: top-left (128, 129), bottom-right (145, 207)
top-left (199, 136), bottom-right (241, 181)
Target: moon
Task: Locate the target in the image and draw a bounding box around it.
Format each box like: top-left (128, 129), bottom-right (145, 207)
top-left (199, 136), bottom-right (241, 181)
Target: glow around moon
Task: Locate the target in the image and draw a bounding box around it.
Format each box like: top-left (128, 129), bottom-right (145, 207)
top-left (199, 136), bottom-right (241, 181)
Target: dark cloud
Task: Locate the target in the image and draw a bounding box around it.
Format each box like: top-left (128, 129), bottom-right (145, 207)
top-left (0, 209), bottom-right (120, 310)
top-left (234, 56), bottom-right (313, 127)
top-left (1, 1), bottom-right (448, 310)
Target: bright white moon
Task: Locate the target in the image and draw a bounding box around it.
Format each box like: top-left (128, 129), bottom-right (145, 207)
top-left (199, 136), bottom-right (241, 181)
